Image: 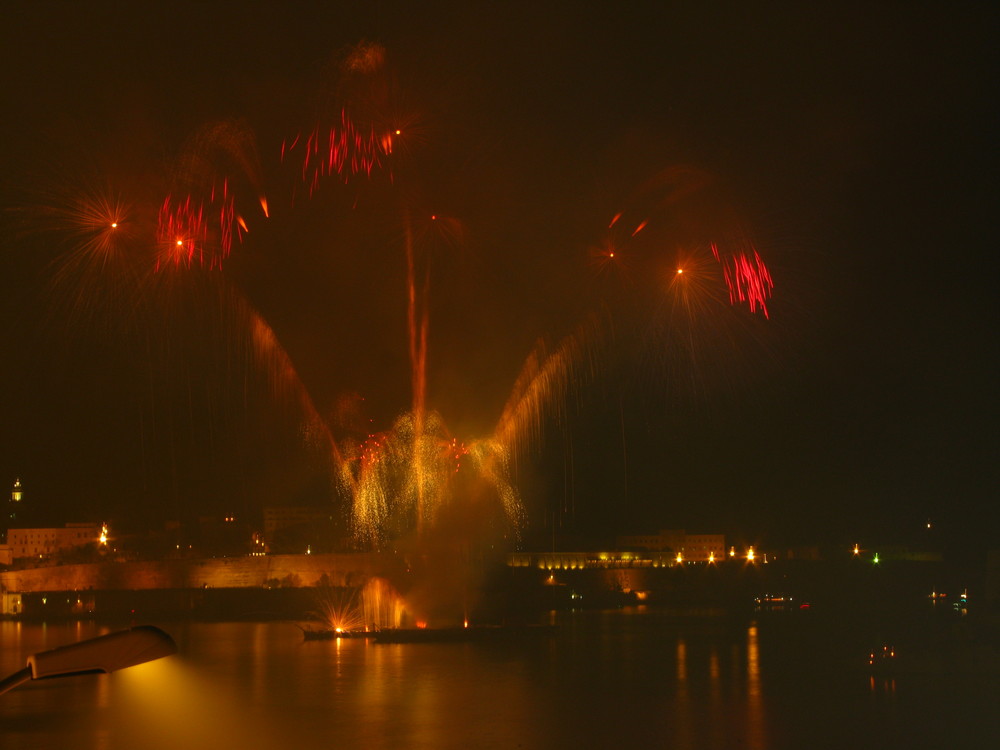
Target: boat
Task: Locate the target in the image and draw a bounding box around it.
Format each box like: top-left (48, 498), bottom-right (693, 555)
top-left (754, 593), bottom-right (808, 611)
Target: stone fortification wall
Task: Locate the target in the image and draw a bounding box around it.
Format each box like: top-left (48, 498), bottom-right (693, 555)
top-left (0, 552), bottom-right (395, 593)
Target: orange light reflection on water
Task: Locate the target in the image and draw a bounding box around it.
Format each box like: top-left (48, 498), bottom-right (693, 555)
top-left (745, 623), bottom-right (766, 750)
top-left (115, 656), bottom-right (279, 750)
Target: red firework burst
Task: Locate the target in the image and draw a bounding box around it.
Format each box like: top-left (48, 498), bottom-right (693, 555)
top-left (281, 109), bottom-right (394, 197)
top-left (711, 243), bottom-right (774, 319)
top-left (156, 179), bottom-right (245, 270)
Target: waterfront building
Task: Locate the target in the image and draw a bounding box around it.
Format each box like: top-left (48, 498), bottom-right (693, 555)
top-left (616, 529), bottom-right (726, 562)
top-left (508, 550), bottom-right (675, 570)
top-left (4, 522), bottom-right (104, 561)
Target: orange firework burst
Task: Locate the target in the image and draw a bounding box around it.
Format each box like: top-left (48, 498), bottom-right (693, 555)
top-left (64, 192), bottom-right (130, 258)
top-left (14, 177), bottom-right (156, 331)
top-left (345, 410), bottom-right (524, 550)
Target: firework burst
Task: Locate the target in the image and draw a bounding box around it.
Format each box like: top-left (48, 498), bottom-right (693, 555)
top-left (20, 38), bottom-right (785, 571)
top-left (345, 410), bottom-right (525, 550)
top-left (282, 110), bottom-right (396, 198)
top-left (156, 119), bottom-right (268, 270)
top-left (606, 165), bottom-right (775, 320)
top-left (711, 242), bottom-right (773, 319)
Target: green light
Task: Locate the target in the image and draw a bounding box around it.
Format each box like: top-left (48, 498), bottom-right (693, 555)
top-left (873, 553), bottom-right (879, 564)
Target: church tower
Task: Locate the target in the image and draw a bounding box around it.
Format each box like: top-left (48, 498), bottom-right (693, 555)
top-left (8, 477), bottom-right (22, 524)
top-left (2, 478), bottom-right (22, 544)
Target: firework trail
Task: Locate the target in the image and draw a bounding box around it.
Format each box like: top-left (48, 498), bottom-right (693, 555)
top-left (403, 214), bottom-right (432, 530)
top-left (340, 212), bottom-right (586, 549)
top-left (494, 320), bottom-right (601, 465)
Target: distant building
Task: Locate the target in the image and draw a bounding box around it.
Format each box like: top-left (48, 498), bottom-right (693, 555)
top-left (617, 529), bottom-right (726, 562)
top-left (778, 546), bottom-right (821, 561)
top-left (4, 522), bottom-right (104, 561)
top-left (509, 550), bottom-right (674, 569)
top-left (9, 477), bottom-right (23, 513)
top-left (195, 514), bottom-right (252, 557)
top-left (262, 506), bottom-right (338, 548)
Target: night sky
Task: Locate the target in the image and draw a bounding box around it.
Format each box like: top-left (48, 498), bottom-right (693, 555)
top-left (0, 2), bottom-right (995, 556)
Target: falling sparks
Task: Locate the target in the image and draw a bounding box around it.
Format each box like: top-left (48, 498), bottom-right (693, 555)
top-left (346, 412), bottom-right (525, 550)
top-left (711, 242), bottom-right (774, 318)
top-left (603, 164), bottom-right (777, 327)
top-left (494, 322), bottom-right (597, 466)
top-left (281, 109), bottom-right (395, 197)
top-left (156, 179), bottom-right (244, 270)
top-left (310, 577), bottom-right (406, 632)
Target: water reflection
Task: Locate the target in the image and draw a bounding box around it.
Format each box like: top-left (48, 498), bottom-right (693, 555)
top-left (745, 622), bottom-right (766, 749)
top-left (116, 657), bottom-right (279, 749)
top-left (676, 638), bottom-right (687, 682)
top-left (673, 636), bottom-right (694, 748)
top-left (869, 675), bottom-right (897, 693)
top-left (2, 611), bottom-right (994, 749)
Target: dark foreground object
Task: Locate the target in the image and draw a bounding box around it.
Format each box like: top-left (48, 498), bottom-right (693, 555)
top-left (0, 625), bottom-right (176, 695)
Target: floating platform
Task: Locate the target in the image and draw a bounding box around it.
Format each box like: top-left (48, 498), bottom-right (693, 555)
top-left (300, 627), bottom-right (373, 640)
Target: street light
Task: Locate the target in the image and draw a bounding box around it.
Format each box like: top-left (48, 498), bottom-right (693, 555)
top-left (0, 625), bottom-right (176, 696)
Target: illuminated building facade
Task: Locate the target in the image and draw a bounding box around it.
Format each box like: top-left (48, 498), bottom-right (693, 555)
top-left (508, 550), bottom-right (675, 570)
top-left (4, 523), bottom-right (104, 561)
top-left (616, 529), bottom-right (726, 562)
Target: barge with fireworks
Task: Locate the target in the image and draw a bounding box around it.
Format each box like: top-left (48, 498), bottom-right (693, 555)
top-left (300, 626), bottom-right (373, 640)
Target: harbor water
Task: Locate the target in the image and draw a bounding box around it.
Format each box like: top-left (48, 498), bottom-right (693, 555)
top-left (1, 606), bottom-right (997, 749)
